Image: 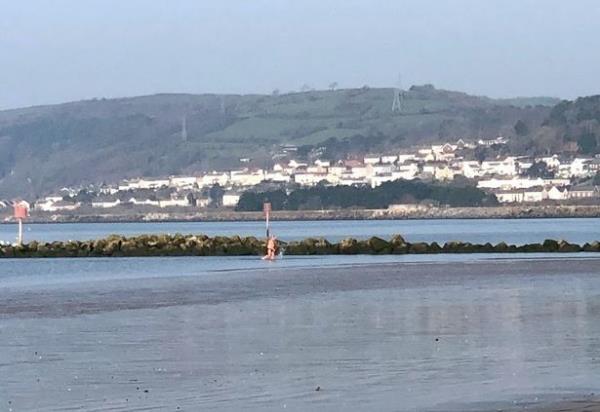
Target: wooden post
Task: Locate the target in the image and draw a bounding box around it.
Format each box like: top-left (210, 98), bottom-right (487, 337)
top-left (17, 218), bottom-right (23, 246)
top-left (263, 202), bottom-right (272, 238)
top-left (13, 201), bottom-right (29, 246)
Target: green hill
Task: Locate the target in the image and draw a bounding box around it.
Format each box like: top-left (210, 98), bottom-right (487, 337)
top-left (0, 85), bottom-right (559, 197)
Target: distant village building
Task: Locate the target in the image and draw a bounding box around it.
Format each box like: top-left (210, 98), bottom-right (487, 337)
top-left (35, 196), bottom-right (81, 212)
top-left (158, 196), bottom-right (190, 208)
top-left (92, 198), bottom-right (121, 209)
top-left (477, 136), bottom-right (508, 147)
top-left (363, 155), bottom-right (381, 165)
top-left (169, 176), bottom-right (197, 189)
top-left (230, 169), bottom-right (265, 187)
top-left (222, 192), bottom-right (242, 207)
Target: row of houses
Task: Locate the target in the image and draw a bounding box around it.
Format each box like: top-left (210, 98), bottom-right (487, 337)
top-left (31, 137), bottom-right (600, 210)
top-left (494, 185), bottom-right (599, 203)
top-left (96, 136), bottom-right (600, 195)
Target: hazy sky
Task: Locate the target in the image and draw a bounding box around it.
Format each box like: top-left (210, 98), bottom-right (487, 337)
top-left (1, 0), bottom-right (600, 109)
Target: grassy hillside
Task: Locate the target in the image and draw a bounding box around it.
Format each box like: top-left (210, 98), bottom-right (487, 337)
top-left (0, 85), bottom-right (558, 197)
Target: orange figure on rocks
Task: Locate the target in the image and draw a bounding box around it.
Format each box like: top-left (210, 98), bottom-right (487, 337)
top-left (262, 235), bottom-right (278, 260)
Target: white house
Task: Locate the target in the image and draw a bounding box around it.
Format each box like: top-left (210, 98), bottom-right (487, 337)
top-left (392, 164), bottom-right (419, 180)
top-left (196, 198), bottom-right (211, 208)
top-left (92, 199), bottom-right (121, 209)
top-left (128, 197), bottom-right (160, 207)
top-left (338, 175), bottom-right (366, 186)
top-left (363, 155), bottom-right (381, 165)
top-left (350, 165), bottom-right (370, 179)
top-left (36, 197), bottom-right (81, 212)
top-left (294, 172), bottom-right (327, 186)
top-left (118, 180), bottom-right (140, 191)
top-left (159, 197), bottom-right (190, 208)
top-left (539, 155), bottom-right (561, 170)
top-left (136, 178), bottom-right (170, 189)
top-left (169, 176), bottom-right (197, 189)
top-left (523, 188), bottom-right (545, 203)
top-left (434, 164), bottom-right (455, 181)
top-left (222, 192), bottom-right (242, 207)
top-left (478, 177), bottom-right (570, 190)
top-left (568, 158), bottom-right (593, 178)
top-left (371, 163), bottom-right (395, 175)
top-left (314, 159), bottom-right (331, 167)
top-left (422, 162), bottom-right (435, 176)
top-left (460, 160), bottom-right (483, 179)
top-left (307, 165), bottom-right (328, 174)
top-left (98, 185), bottom-right (119, 195)
top-left (263, 171), bottom-right (291, 183)
top-left (568, 186), bottom-right (598, 199)
top-left (481, 157), bottom-right (517, 176)
top-left (230, 169), bottom-right (265, 186)
top-left (478, 136), bottom-right (508, 146)
top-left (288, 160), bottom-right (308, 169)
top-left (545, 186), bottom-right (569, 201)
top-left (370, 174), bottom-right (396, 187)
top-left (35, 196), bottom-right (64, 211)
top-left (328, 165), bottom-right (347, 176)
top-left (397, 154), bottom-right (417, 164)
top-left (201, 172), bottom-right (230, 187)
top-left (494, 190), bottom-right (524, 204)
top-left (381, 155), bottom-right (398, 164)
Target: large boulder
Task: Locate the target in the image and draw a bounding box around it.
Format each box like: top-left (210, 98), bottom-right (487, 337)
top-left (408, 242), bottom-right (429, 254)
top-left (558, 240), bottom-right (581, 252)
top-left (583, 241), bottom-right (600, 252)
top-left (368, 237), bottom-right (390, 254)
top-left (519, 243), bottom-right (544, 253)
top-left (102, 237), bottom-right (122, 256)
top-left (542, 239), bottom-right (559, 252)
top-left (338, 238), bottom-right (359, 254)
top-left (478, 242), bottom-right (495, 253)
top-left (428, 242), bottom-right (442, 253)
top-left (494, 242), bottom-right (509, 253)
top-left (390, 234), bottom-right (408, 254)
top-left (2, 245), bottom-right (15, 258)
top-left (35, 242), bottom-right (51, 257)
top-left (443, 241), bottom-right (465, 253)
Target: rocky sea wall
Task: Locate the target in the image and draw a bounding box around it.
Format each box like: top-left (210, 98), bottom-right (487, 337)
top-left (4, 204), bottom-right (600, 224)
top-left (1, 234), bottom-right (598, 258)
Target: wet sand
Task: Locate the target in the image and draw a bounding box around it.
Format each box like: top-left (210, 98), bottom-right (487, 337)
top-left (1, 257), bottom-right (600, 411)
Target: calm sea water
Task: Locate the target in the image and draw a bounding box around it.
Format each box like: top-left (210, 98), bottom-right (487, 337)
top-left (1, 255), bottom-right (599, 411)
top-left (1, 217), bottom-right (599, 245)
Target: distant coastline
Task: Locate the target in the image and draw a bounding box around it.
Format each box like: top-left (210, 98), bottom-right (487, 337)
top-left (3, 204), bottom-right (600, 224)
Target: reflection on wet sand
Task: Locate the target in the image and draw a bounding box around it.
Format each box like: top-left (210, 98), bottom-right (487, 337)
top-left (1, 258), bottom-right (599, 411)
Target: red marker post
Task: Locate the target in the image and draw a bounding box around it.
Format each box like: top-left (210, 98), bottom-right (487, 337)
top-left (263, 202), bottom-right (272, 238)
top-left (13, 201), bottom-right (29, 245)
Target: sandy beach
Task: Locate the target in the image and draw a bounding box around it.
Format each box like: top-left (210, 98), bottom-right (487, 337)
top-left (1, 256), bottom-right (599, 411)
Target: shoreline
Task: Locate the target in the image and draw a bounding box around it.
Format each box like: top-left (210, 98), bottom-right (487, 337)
top-left (3, 204), bottom-right (600, 224)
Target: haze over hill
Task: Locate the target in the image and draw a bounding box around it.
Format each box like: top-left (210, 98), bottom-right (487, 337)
top-left (0, 84), bottom-right (577, 198)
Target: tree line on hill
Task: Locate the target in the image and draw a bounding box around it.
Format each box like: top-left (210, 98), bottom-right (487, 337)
top-left (235, 180), bottom-right (498, 211)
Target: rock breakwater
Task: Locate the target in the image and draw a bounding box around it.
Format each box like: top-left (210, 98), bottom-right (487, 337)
top-left (1, 234), bottom-right (599, 258)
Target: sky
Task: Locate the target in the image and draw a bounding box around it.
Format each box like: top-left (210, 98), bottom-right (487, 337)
top-left (1, 0), bottom-right (600, 109)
